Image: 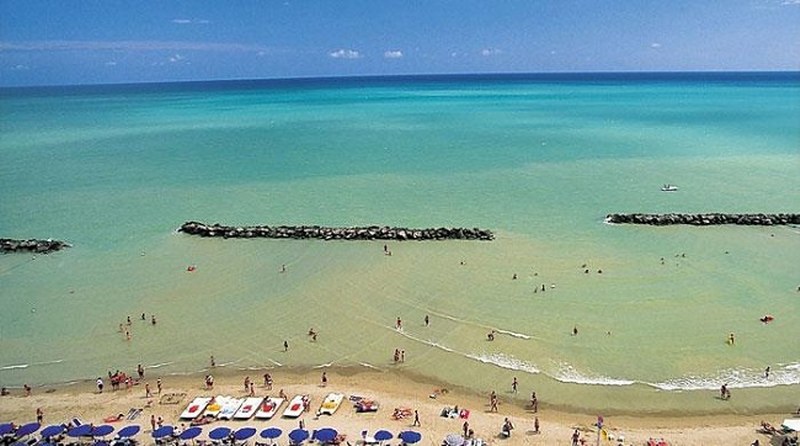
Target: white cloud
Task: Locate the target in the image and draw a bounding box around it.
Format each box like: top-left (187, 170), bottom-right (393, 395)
top-left (782, 0), bottom-right (800, 4)
top-left (169, 54), bottom-right (185, 63)
top-left (172, 18), bottom-right (210, 25)
top-left (481, 48), bottom-right (502, 57)
top-left (329, 49), bottom-right (361, 59)
top-left (11, 64), bottom-right (29, 71)
top-left (650, 42), bottom-right (662, 48)
top-left (104, 61), bottom-right (117, 66)
top-left (384, 50), bottom-right (403, 59)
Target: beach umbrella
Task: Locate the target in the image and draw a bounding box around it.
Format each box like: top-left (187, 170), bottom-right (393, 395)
top-left (444, 434), bottom-right (464, 446)
top-left (179, 427), bottom-right (203, 441)
top-left (68, 425), bottom-right (93, 438)
top-left (209, 427), bottom-right (232, 441)
top-left (15, 422), bottom-right (41, 438)
top-left (313, 428), bottom-right (337, 443)
top-left (373, 431), bottom-right (393, 442)
top-left (152, 426), bottom-right (174, 439)
top-left (92, 425), bottom-right (114, 438)
top-left (234, 428), bottom-right (257, 441)
top-left (260, 428), bottom-right (282, 439)
top-left (93, 441), bottom-right (109, 446)
top-left (117, 425), bottom-right (140, 438)
top-left (0, 423), bottom-right (14, 436)
top-left (288, 429), bottom-right (309, 443)
top-left (398, 431), bottom-right (421, 444)
top-left (40, 425), bottom-right (64, 439)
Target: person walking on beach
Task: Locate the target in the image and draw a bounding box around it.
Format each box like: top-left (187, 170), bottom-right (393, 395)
top-left (533, 416), bottom-right (539, 434)
top-left (150, 414), bottom-right (156, 432)
top-left (36, 407), bottom-right (43, 424)
top-left (24, 384), bottom-right (31, 396)
top-left (244, 376), bottom-right (251, 392)
top-left (511, 377), bottom-right (518, 394)
top-left (396, 317), bottom-right (402, 330)
top-left (284, 340), bottom-right (289, 352)
top-left (264, 373), bottom-right (273, 389)
top-left (424, 315), bottom-right (430, 327)
top-left (530, 391), bottom-right (538, 413)
top-left (96, 377), bottom-right (104, 394)
top-left (210, 355), bottom-right (215, 367)
top-left (490, 390), bottom-right (499, 412)
top-left (321, 372), bottom-right (328, 387)
top-left (413, 410), bottom-right (421, 427)
top-left (249, 381), bottom-right (255, 396)
top-left (145, 382), bottom-right (152, 398)
top-left (720, 383), bottom-right (730, 400)
top-left (157, 378), bottom-right (162, 395)
top-left (462, 421), bottom-right (469, 438)
top-left (137, 364), bottom-right (145, 379)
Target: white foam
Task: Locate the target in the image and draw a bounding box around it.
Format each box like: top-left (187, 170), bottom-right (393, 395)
top-left (313, 362), bottom-right (333, 369)
top-left (465, 352), bottom-right (540, 374)
top-left (494, 329), bottom-right (531, 340)
top-left (648, 363), bottom-right (800, 391)
top-left (552, 363), bottom-right (634, 386)
top-left (267, 359), bottom-right (283, 367)
top-left (147, 361), bottom-right (175, 369)
top-left (0, 363), bottom-right (29, 371)
top-left (359, 362), bottom-right (381, 370)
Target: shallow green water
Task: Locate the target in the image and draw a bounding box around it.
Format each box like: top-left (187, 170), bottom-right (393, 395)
top-left (1, 74), bottom-right (798, 414)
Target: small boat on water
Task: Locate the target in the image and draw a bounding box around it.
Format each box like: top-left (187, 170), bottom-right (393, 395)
top-left (661, 184), bottom-right (679, 192)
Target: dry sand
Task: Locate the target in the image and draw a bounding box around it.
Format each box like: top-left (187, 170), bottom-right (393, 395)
top-left (0, 369), bottom-right (794, 446)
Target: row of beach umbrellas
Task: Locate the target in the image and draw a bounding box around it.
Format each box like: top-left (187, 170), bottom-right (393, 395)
top-left (1, 422), bottom-right (422, 445)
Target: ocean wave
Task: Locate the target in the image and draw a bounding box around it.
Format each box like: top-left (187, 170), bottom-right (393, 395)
top-left (494, 329), bottom-right (531, 340)
top-left (0, 363), bottom-right (29, 371)
top-left (552, 363), bottom-right (635, 386)
top-left (359, 362), bottom-right (381, 370)
top-left (434, 312), bottom-right (532, 340)
top-left (147, 361), bottom-right (175, 369)
top-left (647, 363), bottom-right (800, 391)
top-left (313, 362), bottom-right (333, 369)
top-left (267, 359), bottom-right (283, 367)
top-left (465, 352), bottom-right (540, 374)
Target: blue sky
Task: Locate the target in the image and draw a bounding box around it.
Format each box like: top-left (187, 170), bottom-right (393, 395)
top-left (1, 0), bottom-right (799, 86)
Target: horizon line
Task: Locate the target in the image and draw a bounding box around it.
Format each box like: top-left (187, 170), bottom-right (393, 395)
top-left (3, 69), bottom-right (799, 90)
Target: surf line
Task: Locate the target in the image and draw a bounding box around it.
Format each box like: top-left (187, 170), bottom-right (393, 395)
top-left (428, 309), bottom-right (533, 340)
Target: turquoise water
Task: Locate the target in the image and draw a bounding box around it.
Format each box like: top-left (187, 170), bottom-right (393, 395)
top-left (1, 73), bottom-right (799, 414)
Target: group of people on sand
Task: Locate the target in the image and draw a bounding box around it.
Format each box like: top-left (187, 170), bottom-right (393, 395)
top-left (393, 348), bottom-right (406, 362)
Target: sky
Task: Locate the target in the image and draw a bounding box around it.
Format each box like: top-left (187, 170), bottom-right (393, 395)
top-left (1, 0), bottom-right (799, 86)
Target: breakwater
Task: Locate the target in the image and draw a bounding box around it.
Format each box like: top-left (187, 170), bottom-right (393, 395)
top-left (179, 221), bottom-right (494, 241)
top-left (1, 238), bottom-right (70, 254)
top-left (605, 213), bottom-right (800, 226)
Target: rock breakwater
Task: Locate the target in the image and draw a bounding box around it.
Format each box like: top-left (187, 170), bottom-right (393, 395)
top-left (179, 221), bottom-right (494, 241)
top-left (605, 213), bottom-right (800, 226)
top-left (1, 238), bottom-right (71, 254)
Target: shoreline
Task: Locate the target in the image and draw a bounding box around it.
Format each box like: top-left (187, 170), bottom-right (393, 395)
top-left (0, 368), bottom-right (790, 446)
top-left (3, 365), bottom-right (797, 418)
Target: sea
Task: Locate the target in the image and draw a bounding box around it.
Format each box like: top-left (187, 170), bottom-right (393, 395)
top-left (1, 72), bottom-right (799, 416)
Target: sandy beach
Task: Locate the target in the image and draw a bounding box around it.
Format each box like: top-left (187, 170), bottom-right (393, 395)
top-left (1, 368), bottom-right (793, 446)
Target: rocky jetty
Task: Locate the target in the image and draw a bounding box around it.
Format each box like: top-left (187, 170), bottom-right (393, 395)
top-left (605, 213), bottom-right (800, 226)
top-left (1, 238), bottom-right (71, 254)
top-left (179, 221), bottom-right (494, 241)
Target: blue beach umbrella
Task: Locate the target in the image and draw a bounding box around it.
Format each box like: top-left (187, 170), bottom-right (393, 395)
top-left (260, 428), bottom-right (282, 439)
top-left (179, 427), bottom-right (203, 441)
top-left (117, 425), bottom-right (140, 438)
top-left (15, 422), bottom-right (41, 438)
top-left (288, 429), bottom-right (309, 443)
top-left (152, 426), bottom-right (174, 439)
top-left (92, 425), bottom-right (114, 438)
top-left (68, 425), bottom-right (93, 438)
top-left (313, 428), bottom-right (337, 443)
top-left (374, 431), bottom-right (393, 442)
top-left (398, 431), bottom-right (421, 444)
top-left (40, 425), bottom-right (64, 439)
top-left (209, 427), bottom-right (232, 441)
top-left (93, 441), bottom-right (109, 446)
top-left (234, 428), bottom-right (257, 441)
top-left (0, 423), bottom-right (14, 436)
